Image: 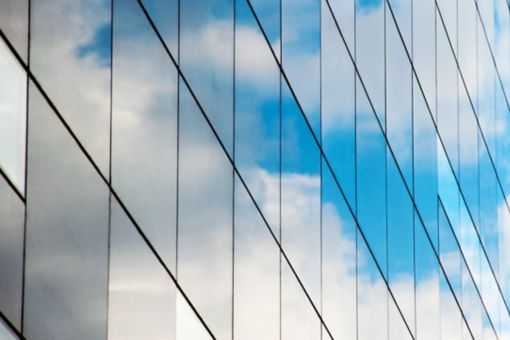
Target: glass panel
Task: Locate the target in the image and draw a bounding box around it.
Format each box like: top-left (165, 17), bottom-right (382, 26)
top-left (458, 0), bottom-right (477, 102)
top-left (356, 84), bottom-right (387, 274)
top-left (0, 318), bottom-right (17, 340)
top-left (282, 0), bottom-right (321, 136)
top-left (357, 229), bottom-right (388, 340)
top-left (281, 81), bottom-right (321, 306)
top-left (0, 0), bottom-right (28, 62)
top-left (140, 0), bottom-right (178, 55)
top-left (415, 218), bottom-right (440, 339)
top-left (414, 79), bottom-right (438, 248)
top-left (0, 176), bottom-right (24, 329)
top-left (478, 0), bottom-right (495, 49)
top-left (437, 25), bottom-right (459, 177)
top-left (177, 80), bottom-right (232, 340)
top-left (180, 0), bottom-right (234, 155)
top-left (233, 176), bottom-right (279, 340)
top-left (387, 158), bottom-right (414, 334)
top-left (321, 163), bottom-right (356, 339)
top-left (235, 0), bottom-right (280, 232)
top-left (495, 84), bottom-right (510, 195)
top-left (30, 0), bottom-right (111, 175)
top-left (413, 0), bottom-right (435, 116)
top-left (0, 38), bottom-right (26, 193)
top-left (388, 296), bottom-right (413, 340)
top-left (176, 293), bottom-right (213, 340)
top-left (386, 16), bottom-right (412, 186)
top-left (108, 198), bottom-right (176, 340)
top-left (388, 0), bottom-right (411, 48)
top-left (322, 5), bottom-right (356, 207)
top-left (112, 0), bottom-right (178, 270)
top-left (458, 84), bottom-right (479, 228)
top-left (24, 82), bottom-right (109, 340)
top-left (248, 0), bottom-right (280, 54)
top-left (327, 0), bottom-right (355, 51)
top-left (478, 20), bottom-right (496, 158)
top-left (281, 261), bottom-right (321, 340)
top-left (438, 204), bottom-right (463, 340)
top-left (494, 0), bottom-right (509, 92)
top-left (356, 0), bottom-right (385, 123)
top-left (436, 0), bottom-right (457, 51)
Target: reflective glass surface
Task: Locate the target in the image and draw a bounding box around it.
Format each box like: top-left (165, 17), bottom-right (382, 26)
top-left (24, 82), bottom-right (109, 340)
top-left (0, 38), bottom-right (26, 193)
top-left (0, 0), bottom-right (509, 339)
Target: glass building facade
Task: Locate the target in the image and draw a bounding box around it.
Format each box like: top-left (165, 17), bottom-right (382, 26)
top-left (1, 0), bottom-right (510, 339)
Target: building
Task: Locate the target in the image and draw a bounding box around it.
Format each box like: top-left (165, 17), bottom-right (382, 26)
top-left (1, 0), bottom-right (510, 339)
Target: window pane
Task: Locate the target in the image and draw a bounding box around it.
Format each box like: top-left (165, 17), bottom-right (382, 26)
top-left (235, 0), bottom-right (280, 232)
top-left (112, 0), bottom-right (178, 270)
top-left (180, 0), bottom-right (234, 155)
top-left (281, 261), bottom-right (321, 340)
top-left (233, 176), bottom-right (279, 340)
top-left (321, 164), bottom-right (356, 339)
top-left (24, 83), bottom-right (109, 340)
top-left (281, 81), bottom-right (321, 306)
top-left (0, 0), bottom-right (28, 62)
top-left (321, 5), bottom-right (355, 207)
top-left (108, 198), bottom-right (176, 340)
top-left (0, 39), bottom-right (26, 193)
top-left (177, 80), bottom-right (232, 340)
top-left (282, 0), bottom-right (321, 136)
top-left (30, 0), bottom-right (111, 175)
top-left (0, 176), bottom-right (24, 329)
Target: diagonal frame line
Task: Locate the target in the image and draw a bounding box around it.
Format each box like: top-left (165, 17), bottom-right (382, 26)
top-left (0, 168), bottom-right (24, 202)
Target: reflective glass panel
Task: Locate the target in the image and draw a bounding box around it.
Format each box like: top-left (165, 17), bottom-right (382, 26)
top-left (112, 0), bottom-right (178, 270)
top-left (177, 80), bottom-right (232, 340)
top-left (108, 198), bottom-right (176, 340)
top-left (0, 176), bottom-right (24, 329)
top-left (24, 83), bottom-right (109, 340)
top-left (30, 0), bottom-right (111, 175)
top-left (0, 38), bottom-right (26, 193)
